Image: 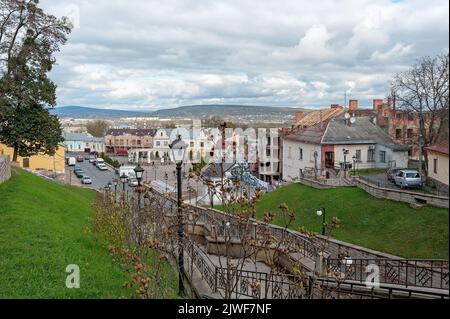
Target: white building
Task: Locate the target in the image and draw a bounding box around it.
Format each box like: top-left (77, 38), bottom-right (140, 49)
top-left (63, 132), bottom-right (105, 153)
top-left (282, 117), bottom-right (410, 181)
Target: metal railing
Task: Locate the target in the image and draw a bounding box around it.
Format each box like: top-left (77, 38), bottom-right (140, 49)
top-left (326, 258), bottom-right (449, 290)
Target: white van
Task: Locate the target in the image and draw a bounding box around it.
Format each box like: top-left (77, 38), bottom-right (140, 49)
top-left (119, 166), bottom-right (136, 179)
top-left (68, 157), bottom-right (76, 166)
top-left (95, 158), bottom-right (105, 167)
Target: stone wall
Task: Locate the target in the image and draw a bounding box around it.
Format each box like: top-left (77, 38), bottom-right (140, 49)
top-left (0, 155), bottom-right (11, 184)
top-left (354, 177), bottom-right (449, 208)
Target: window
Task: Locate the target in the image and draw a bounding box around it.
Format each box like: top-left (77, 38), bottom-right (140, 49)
top-left (23, 158), bottom-right (30, 168)
top-left (200, 142), bottom-right (204, 148)
top-left (407, 129), bottom-right (413, 139)
top-left (266, 149), bottom-right (271, 156)
top-left (367, 149), bottom-right (375, 162)
top-left (190, 141), bottom-right (194, 147)
top-left (299, 148), bottom-right (303, 160)
top-left (379, 151), bottom-right (386, 163)
top-left (355, 150), bottom-right (361, 161)
top-left (156, 141), bottom-right (161, 146)
top-left (396, 129), bottom-right (402, 139)
top-left (434, 158), bottom-right (438, 174)
top-left (267, 137), bottom-right (271, 145)
top-left (137, 140), bottom-right (141, 145)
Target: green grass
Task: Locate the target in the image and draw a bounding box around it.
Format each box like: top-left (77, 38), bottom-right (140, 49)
top-left (219, 183), bottom-right (449, 259)
top-left (0, 168), bottom-right (177, 298)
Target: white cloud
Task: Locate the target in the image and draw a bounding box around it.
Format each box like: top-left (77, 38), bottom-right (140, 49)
top-left (40, 0), bottom-right (449, 109)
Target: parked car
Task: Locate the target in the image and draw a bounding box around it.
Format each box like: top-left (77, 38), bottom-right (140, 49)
top-left (73, 165), bottom-right (82, 172)
top-left (76, 155), bottom-right (84, 162)
top-left (394, 170), bottom-right (422, 189)
top-left (67, 157), bottom-right (76, 166)
top-left (89, 157), bottom-right (96, 163)
top-left (75, 170), bottom-right (85, 178)
top-left (97, 163), bottom-right (108, 171)
top-left (81, 176), bottom-right (92, 184)
top-left (95, 158), bottom-right (105, 167)
top-left (128, 178), bottom-right (139, 187)
top-left (387, 167), bottom-right (401, 182)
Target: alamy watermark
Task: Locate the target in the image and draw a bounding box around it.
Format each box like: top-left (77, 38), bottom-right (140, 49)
top-left (65, 264), bottom-right (80, 289)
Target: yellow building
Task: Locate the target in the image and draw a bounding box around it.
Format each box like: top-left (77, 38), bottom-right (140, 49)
top-left (0, 143), bottom-right (66, 174)
top-left (426, 141), bottom-right (449, 187)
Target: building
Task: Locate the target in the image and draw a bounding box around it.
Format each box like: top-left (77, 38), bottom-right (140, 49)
top-left (153, 128), bottom-right (170, 148)
top-left (62, 132), bottom-right (105, 153)
top-left (0, 143), bottom-right (66, 174)
top-left (258, 129), bottom-right (281, 183)
top-left (425, 141), bottom-right (449, 191)
top-left (282, 116), bottom-right (409, 181)
top-left (104, 128), bottom-right (157, 153)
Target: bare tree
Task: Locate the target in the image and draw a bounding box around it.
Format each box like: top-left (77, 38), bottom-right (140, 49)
top-left (391, 53), bottom-right (449, 175)
top-left (86, 120), bottom-right (111, 137)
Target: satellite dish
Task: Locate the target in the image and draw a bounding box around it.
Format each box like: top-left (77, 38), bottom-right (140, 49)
top-left (350, 117), bottom-right (356, 124)
top-left (344, 113), bottom-right (351, 119)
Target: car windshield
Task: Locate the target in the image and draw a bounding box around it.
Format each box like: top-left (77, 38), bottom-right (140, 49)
top-left (83, 176), bottom-right (90, 179)
top-left (406, 172), bottom-right (420, 178)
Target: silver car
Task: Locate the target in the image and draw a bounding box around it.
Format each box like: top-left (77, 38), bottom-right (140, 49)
top-left (394, 170), bottom-right (422, 189)
top-left (128, 178), bottom-right (139, 187)
top-left (82, 176), bottom-right (92, 184)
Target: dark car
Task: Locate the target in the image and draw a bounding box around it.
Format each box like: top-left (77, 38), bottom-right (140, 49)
top-left (75, 170), bottom-right (85, 178)
top-left (387, 168), bottom-right (401, 182)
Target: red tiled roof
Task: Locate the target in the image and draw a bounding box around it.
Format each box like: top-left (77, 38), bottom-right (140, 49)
top-left (425, 140), bottom-right (449, 155)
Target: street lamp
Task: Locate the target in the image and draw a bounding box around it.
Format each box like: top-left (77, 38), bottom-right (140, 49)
top-left (169, 134), bottom-right (188, 297)
top-left (113, 178), bottom-right (118, 203)
top-left (342, 149), bottom-right (349, 178)
top-left (120, 173), bottom-right (128, 202)
top-left (134, 164), bottom-right (144, 208)
top-left (316, 208), bottom-right (326, 236)
top-left (352, 155), bottom-right (356, 176)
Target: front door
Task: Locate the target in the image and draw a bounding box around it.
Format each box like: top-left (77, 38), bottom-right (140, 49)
top-left (23, 158), bottom-right (30, 168)
top-left (325, 152), bottom-right (334, 168)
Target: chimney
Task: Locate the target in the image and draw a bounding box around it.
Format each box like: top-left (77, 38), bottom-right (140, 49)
top-left (295, 111), bottom-right (303, 123)
top-left (349, 99), bottom-right (358, 111)
top-left (373, 99), bottom-right (383, 111)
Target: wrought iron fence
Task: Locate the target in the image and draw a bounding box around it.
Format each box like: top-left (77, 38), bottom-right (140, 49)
top-left (326, 258), bottom-right (449, 290)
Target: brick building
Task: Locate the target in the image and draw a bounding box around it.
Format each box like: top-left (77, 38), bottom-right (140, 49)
top-left (104, 128), bottom-right (157, 153)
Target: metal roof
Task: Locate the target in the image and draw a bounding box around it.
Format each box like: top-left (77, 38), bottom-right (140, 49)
top-left (322, 117), bottom-right (409, 151)
top-left (63, 132), bottom-right (104, 143)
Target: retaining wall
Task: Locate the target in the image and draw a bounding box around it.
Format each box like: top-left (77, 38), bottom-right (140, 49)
top-left (354, 177), bottom-right (449, 208)
top-left (0, 155), bottom-right (11, 184)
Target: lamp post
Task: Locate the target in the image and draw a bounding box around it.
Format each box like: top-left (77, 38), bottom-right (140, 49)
top-left (342, 149), bottom-right (349, 178)
top-left (120, 173), bottom-right (128, 202)
top-left (316, 208), bottom-right (326, 236)
top-left (352, 155), bottom-right (356, 176)
top-left (164, 172), bottom-right (168, 194)
top-left (113, 179), bottom-right (118, 203)
top-left (134, 164), bottom-right (144, 208)
top-left (169, 134), bottom-right (187, 297)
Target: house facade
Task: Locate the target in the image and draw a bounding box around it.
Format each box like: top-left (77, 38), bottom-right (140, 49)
top-left (425, 141), bottom-right (449, 188)
top-left (104, 128), bottom-right (157, 153)
top-left (0, 143), bottom-right (66, 174)
top-left (282, 116), bottom-right (409, 181)
top-left (63, 132), bottom-right (105, 153)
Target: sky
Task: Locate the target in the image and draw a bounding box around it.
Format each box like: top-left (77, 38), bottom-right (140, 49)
top-left (42, 0), bottom-right (449, 110)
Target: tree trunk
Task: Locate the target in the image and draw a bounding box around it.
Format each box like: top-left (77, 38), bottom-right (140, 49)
top-left (12, 145), bottom-right (18, 162)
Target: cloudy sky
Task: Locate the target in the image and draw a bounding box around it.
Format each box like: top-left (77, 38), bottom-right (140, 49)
top-left (42, 0), bottom-right (449, 110)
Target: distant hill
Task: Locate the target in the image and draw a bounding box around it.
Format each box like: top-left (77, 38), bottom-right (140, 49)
top-left (51, 106), bottom-right (152, 118)
top-left (152, 104), bottom-right (308, 118)
top-left (51, 104), bottom-right (309, 119)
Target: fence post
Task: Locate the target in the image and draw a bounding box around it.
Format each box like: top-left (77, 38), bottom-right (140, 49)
top-left (214, 268), bottom-right (218, 292)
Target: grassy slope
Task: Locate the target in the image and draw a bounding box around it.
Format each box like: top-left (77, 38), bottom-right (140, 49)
top-left (0, 168), bottom-right (175, 298)
top-left (251, 184), bottom-right (447, 259)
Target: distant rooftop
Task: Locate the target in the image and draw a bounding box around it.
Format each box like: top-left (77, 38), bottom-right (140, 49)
top-left (105, 128), bottom-right (157, 137)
